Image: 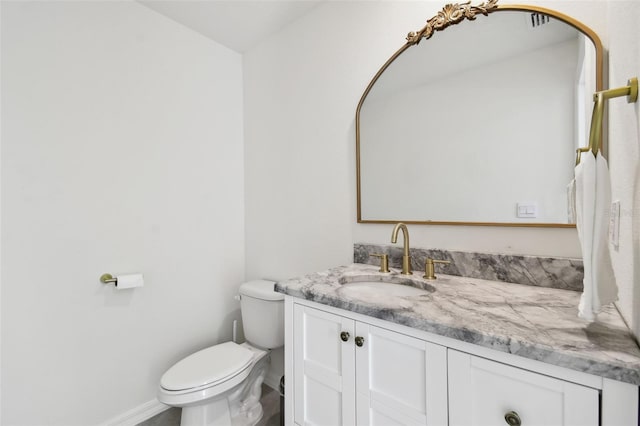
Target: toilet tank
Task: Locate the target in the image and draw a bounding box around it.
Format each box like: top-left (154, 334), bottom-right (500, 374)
top-left (239, 280), bottom-right (284, 349)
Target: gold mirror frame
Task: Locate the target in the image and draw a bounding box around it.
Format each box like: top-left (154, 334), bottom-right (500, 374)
top-left (356, 1), bottom-right (604, 227)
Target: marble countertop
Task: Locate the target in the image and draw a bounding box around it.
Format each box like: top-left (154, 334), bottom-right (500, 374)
top-left (275, 263), bottom-right (640, 386)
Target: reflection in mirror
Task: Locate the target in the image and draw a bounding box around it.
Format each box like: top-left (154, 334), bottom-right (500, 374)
top-left (357, 3), bottom-right (603, 226)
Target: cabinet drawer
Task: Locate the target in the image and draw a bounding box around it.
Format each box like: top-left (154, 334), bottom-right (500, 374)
top-left (448, 349), bottom-right (599, 426)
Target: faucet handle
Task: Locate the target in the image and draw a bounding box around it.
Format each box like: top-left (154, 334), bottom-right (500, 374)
top-left (370, 253), bottom-right (390, 273)
top-left (423, 258), bottom-right (451, 280)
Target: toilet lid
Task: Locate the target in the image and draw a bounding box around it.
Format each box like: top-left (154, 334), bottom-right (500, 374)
top-left (161, 342), bottom-right (254, 391)
top-left (239, 280), bottom-right (283, 301)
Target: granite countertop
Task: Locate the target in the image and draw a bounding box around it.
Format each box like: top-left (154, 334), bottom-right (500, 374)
top-left (275, 263), bottom-right (640, 386)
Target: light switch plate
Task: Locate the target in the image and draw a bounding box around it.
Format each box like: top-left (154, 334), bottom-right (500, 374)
top-left (516, 202), bottom-right (538, 218)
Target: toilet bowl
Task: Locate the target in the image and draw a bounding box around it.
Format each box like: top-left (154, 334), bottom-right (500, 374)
top-left (158, 280), bottom-right (284, 426)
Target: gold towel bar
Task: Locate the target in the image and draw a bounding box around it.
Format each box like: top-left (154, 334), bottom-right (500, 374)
top-left (576, 77), bottom-right (638, 165)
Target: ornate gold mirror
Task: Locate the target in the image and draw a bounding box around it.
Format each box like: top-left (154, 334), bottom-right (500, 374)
top-left (356, 1), bottom-right (603, 227)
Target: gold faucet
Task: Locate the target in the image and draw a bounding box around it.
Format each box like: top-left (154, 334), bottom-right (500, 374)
top-left (391, 223), bottom-right (412, 275)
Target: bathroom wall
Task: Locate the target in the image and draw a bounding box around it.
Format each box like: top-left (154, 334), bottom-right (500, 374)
top-left (607, 0), bottom-right (640, 337)
top-left (1, 2), bottom-right (245, 425)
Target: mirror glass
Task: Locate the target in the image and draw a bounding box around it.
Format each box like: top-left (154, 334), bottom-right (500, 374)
top-left (357, 5), bottom-right (602, 226)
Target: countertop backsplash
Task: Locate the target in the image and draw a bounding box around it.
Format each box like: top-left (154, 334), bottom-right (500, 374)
top-left (354, 243), bottom-right (584, 292)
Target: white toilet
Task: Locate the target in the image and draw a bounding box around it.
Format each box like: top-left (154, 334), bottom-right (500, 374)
top-left (158, 280), bottom-right (284, 426)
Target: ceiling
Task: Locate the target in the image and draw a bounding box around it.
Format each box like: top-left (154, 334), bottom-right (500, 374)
top-left (138, 0), bottom-right (324, 53)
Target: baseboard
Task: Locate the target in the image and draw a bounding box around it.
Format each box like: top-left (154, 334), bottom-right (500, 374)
top-left (100, 399), bottom-right (169, 426)
top-left (264, 368), bottom-right (282, 392)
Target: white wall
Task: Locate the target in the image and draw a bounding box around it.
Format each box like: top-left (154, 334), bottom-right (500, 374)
top-left (243, 1), bottom-right (367, 282)
top-left (607, 0), bottom-right (640, 336)
top-left (1, 2), bottom-right (244, 424)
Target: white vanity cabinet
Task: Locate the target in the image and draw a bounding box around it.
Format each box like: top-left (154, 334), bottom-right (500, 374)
top-left (448, 350), bottom-right (599, 426)
top-left (292, 304), bottom-right (448, 426)
top-left (285, 297), bottom-right (639, 426)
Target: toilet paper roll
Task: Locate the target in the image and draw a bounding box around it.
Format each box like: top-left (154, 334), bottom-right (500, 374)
top-left (116, 273), bottom-right (144, 289)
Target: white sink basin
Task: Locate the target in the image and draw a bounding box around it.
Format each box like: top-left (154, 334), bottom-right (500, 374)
top-left (338, 274), bottom-right (435, 298)
top-left (340, 281), bottom-right (431, 296)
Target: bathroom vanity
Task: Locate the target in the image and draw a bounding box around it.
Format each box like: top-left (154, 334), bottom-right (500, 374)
top-left (276, 263), bottom-right (640, 426)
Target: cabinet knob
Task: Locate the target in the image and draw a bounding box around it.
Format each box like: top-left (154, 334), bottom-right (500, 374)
top-left (355, 336), bottom-right (365, 347)
top-left (504, 411), bottom-right (521, 426)
top-left (340, 331), bottom-right (350, 342)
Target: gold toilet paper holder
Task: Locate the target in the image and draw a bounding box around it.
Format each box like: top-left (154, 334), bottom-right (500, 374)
top-left (100, 273), bottom-right (117, 285)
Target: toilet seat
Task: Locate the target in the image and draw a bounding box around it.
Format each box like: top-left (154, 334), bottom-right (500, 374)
top-left (161, 342), bottom-right (254, 393)
top-left (157, 342), bottom-right (268, 409)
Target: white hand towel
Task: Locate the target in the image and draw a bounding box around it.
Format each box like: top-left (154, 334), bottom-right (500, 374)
top-left (576, 152), bottom-right (618, 321)
top-left (575, 153), bottom-right (595, 320)
top-left (591, 153), bottom-right (618, 310)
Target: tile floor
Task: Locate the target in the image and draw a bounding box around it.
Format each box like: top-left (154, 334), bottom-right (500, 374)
top-left (138, 384), bottom-right (281, 426)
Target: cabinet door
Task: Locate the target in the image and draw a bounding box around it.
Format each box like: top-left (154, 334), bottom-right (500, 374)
top-left (355, 323), bottom-right (448, 426)
top-left (448, 350), bottom-right (599, 426)
top-left (293, 304), bottom-right (356, 426)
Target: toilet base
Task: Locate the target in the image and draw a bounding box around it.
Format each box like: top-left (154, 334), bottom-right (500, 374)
top-left (227, 362), bottom-right (265, 426)
top-left (180, 398), bottom-right (264, 426)
top-left (181, 398), bottom-right (232, 426)
top-left (179, 367), bottom-right (265, 426)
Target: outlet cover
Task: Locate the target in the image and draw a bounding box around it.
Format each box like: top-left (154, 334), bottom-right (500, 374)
top-left (610, 200), bottom-right (620, 251)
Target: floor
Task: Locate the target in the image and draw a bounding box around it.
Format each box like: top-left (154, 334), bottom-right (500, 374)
top-left (139, 383), bottom-right (281, 426)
